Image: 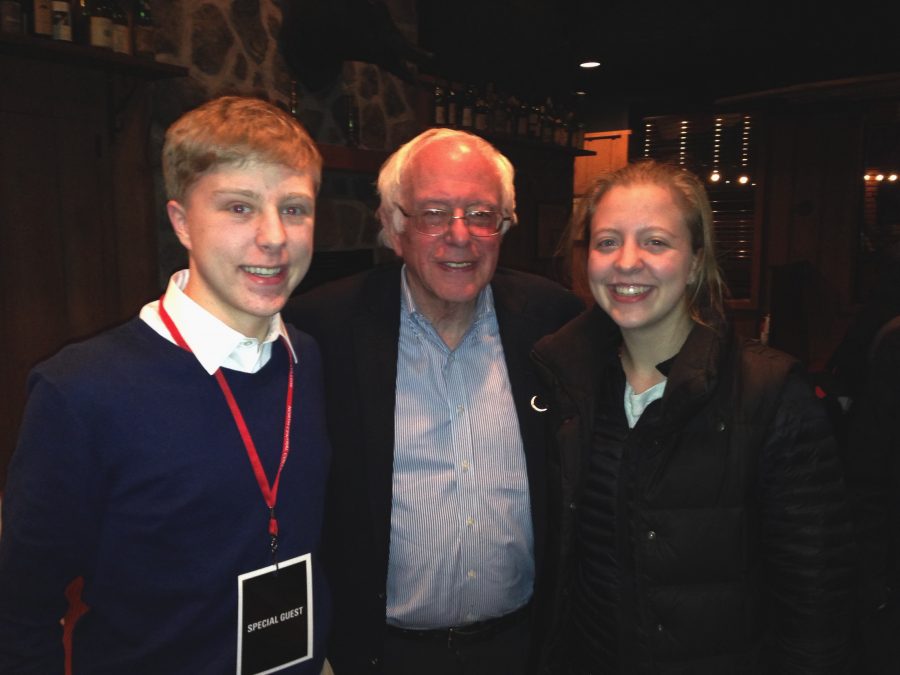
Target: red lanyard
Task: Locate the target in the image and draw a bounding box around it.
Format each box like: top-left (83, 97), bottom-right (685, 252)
top-left (158, 295), bottom-right (294, 561)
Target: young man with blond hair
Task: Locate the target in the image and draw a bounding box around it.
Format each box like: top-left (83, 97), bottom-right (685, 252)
top-left (0, 96), bottom-right (331, 674)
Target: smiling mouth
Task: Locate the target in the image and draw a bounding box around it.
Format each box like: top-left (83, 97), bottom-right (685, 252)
top-left (242, 265), bottom-right (283, 277)
top-left (612, 284), bottom-right (651, 296)
top-left (442, 261), bottom-right (474, 269)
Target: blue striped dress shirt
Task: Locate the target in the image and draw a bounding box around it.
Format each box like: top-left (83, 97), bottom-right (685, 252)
top-left (385, 267), bottom-right (534, 629)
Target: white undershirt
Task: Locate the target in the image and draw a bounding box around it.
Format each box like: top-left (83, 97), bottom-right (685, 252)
top-left (623, 379), bottom-right (667, 428)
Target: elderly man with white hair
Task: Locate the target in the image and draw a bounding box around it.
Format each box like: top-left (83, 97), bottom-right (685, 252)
top-left (284, 128), bottom-right (583, 674)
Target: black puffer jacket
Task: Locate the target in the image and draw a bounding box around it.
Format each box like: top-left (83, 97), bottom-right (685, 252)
top-left (531, 308), bottom-right (854, 675)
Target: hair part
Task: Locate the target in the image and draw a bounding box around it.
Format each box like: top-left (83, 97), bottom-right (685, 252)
top-left (566, 159), bottom-right (727, 323)
top-left (375, 128), bottom-right (516, 244)
top-left (162, 96), bottom-right (322, 203)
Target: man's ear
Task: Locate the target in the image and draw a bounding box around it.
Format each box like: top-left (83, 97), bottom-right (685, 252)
top-left (384, 226), bottom-right (403, 258)
top-left (167, 200), bottom-right (192, 251)
top-left (377, 207), bottom-right (404, 257)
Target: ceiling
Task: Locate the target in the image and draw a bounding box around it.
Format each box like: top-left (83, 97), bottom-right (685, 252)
top-left (416, 0), bottom-right (900, 115)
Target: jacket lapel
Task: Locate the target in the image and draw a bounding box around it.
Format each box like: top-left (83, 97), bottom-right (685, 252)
top-left (352, 269), bottom-right (402, 567)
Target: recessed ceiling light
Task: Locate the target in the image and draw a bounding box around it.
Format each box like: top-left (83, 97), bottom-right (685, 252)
top-left (580, 60), bottom-right (601, 69)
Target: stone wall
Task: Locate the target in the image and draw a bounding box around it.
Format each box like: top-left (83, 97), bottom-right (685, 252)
top-left (147, 0), bottom-right (422, 282)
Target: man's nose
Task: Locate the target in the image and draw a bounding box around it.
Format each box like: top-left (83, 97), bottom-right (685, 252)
top-left (443, 210), bottom-right (472, 244)
top-left (257, 208), bottom-right (287, 248)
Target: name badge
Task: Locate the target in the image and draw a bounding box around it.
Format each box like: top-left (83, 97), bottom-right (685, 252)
top-left (237, 553), bottom-right (313, 675)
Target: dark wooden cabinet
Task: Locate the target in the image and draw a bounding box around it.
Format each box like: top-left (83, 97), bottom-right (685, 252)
top-left (0, 35), bottom-right (186, 487)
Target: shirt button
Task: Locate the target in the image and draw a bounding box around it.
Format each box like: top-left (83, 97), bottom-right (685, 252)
top-left (467, 570), bottom-right (477, 579)
top-left (717, 420), bottom-right (726, 432)
top-left (466, 516), bottom-right (474, 527)
top-left (456, 404), bottom-right (465, 415)
top-left (647, 530), bottom-right (657, 541)
top-left (461, 459), bottom-right (470, 472)
top-left (657, 623), bottom-right (664, 632)
top-left (242, 339), bottom-right (253, 347)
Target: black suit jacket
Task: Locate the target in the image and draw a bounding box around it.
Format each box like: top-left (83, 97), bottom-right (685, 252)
top-left (283, 264), bottom-right (584, 673)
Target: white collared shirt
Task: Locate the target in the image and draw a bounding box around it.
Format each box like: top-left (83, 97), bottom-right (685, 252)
top-left (139, 270), bottom-right (297, 374)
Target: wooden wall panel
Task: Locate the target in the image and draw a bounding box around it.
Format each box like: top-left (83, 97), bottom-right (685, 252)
top-left (573, 130), bottom-right (630, 196)
top-left (0, 55), bottom-right (160, 488)
top-left (0, 107), bottom-right (71, 480)
top-left (759, 119), bottom-right (797, 269)
top-left (111, 86), bottom-right (166, 317)
top-left (496, 141), bottom-right (581, 281)
top-left (760, 108), bottom-right (866, 368)
top-left (816, 114), bottom-right (863, 310)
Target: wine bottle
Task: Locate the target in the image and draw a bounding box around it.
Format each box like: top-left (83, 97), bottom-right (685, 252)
top-left (432, 82), bottom-right (446, 127)
top-left (345, 94), bottom-right (360, 147)
top-left (515, 100), bottom-right (529, 137)
top-left (570, 119), bottom-right (585, 149)
top-left (31, 0), bottom-right (53, 37)
top-left (110, 0), bottom-right (129, 54)
top-left (527, 101), bottom-right (541, 139)
top-left (51, 0), bottom-right (71, 40)
top-left (132, 0), bottom-right (153, 58)
top-left (446, 85), bottom-right (458, 128)
top-left (70, 0), bottom-right (88, 44)
top-left (88, 0), bottom-right (112, 48)
top-left (541, 98), bottom-right (555, 144)
top-left (460, 84), bottom-right (475, 129)
top-left (474, 86), bottom-right (489, 132)
top-left (0, 1), bottom-right (24, 35)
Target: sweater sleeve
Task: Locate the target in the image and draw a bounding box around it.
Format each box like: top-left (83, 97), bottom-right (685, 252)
top-left (758, 369), bottom-right (855, 674)
top-left (0, 371), bottom-right (101, 674)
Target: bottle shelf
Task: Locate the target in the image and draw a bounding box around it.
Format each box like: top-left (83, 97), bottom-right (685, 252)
top-left (0, 32), bottom-right (186, 79)
top-left (487, 131), bottom-right (597, 157)
top-left (317, 134), bottom-right (591, 175)
top-left (430, 125), bottom-right (596, 157)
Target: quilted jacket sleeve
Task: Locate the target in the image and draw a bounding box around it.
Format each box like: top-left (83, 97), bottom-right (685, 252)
top-left (758, 367), bottom-right (856, 674)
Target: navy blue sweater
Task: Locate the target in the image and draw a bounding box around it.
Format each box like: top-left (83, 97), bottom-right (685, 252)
top-left (0, 318), bottom-right (331, 674)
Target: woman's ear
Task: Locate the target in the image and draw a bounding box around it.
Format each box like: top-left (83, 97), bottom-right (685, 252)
top-left (688, 248), bottom-right (702, 286)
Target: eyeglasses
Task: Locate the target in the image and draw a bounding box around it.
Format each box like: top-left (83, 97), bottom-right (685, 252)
top-left (396, 205), bottom-right (509, 237)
